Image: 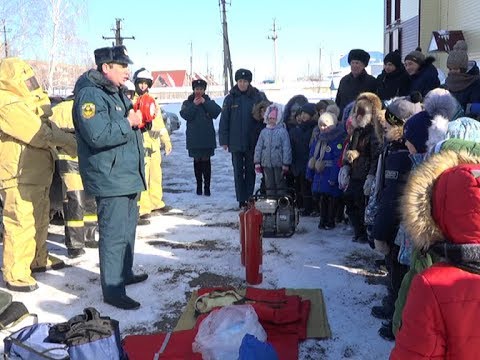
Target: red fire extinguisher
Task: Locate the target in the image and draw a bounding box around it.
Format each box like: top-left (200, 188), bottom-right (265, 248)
top-left (239, 205), bottom-right (248, 267)
top-left (245, 200), bottom-right (263, 285)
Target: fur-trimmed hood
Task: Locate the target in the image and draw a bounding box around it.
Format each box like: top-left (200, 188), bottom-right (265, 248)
top-left (402, 151), bottom-right (480, 251)
top-left (252, 100), bottom-right (273, 121)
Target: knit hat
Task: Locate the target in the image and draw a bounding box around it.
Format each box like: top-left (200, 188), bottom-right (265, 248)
top-left (385, 97), bottom-right (422, 126)
top-left (235, 68), bottom-right (252, 82)
top-left (424, 88), bottom-right (462, 120)
top-left (445, 117), bottom-right (480, 142)
top-left (403, 111), bottom-right (433, 153)
top-left (318, 112), bottom-right (338, 128)
top-left (326, 104), bottom-right (340, 120)
top-left (446, 40), bottom-right (469, 71)
top-left (404, 47), bottom-right (425, 66)
top-left (348, 49), bottom-right (370, 67)
top-left (300, 103), bottom-right (317, 117)
top-left (384, 50), bottom-right (402, 68)
top-left (402, 151), bottom-right (480, 251)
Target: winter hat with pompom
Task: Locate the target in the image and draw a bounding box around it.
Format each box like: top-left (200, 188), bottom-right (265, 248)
top-left (447, 40), bottom-right (469, 72)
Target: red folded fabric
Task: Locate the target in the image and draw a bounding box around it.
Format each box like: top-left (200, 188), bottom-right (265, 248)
top-left (122, 329), bottom-right (202, 360)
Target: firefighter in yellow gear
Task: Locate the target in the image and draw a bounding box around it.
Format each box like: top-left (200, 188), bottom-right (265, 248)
top-left (50, 98), bottom-right (98, 258)
top-left (0, 58), bottom-right (77, 292)
top-left (132, 68), bottom-right (172, 225)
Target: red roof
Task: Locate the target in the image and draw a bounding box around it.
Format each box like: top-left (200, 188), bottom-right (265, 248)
top-left (151, 70), bottom-right (188, 87)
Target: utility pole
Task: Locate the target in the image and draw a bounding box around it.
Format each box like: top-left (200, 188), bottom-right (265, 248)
top-left (189, 41), bottom-right (193, 79)
top-left (220, 0), bottom-right (233, 95)
top-left (102, 18), bottom-right (135, 46)
top-left (318, 47), bottom-right (322, 80)
top-left (1, 20), bottom-right (10, 58)
top-left (267, 18), bottom-right (279, 83)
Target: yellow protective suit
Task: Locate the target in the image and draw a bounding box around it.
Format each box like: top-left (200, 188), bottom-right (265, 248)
top-left (0, 58), bottom-right (76, 289)
top-left (135, 94), bottom-right (172, 215)
top-left (51, 100), bottom-right (97, 250)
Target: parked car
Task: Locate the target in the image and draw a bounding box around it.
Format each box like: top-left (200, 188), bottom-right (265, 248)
top-left (160, 108), bottom-right (181, 134)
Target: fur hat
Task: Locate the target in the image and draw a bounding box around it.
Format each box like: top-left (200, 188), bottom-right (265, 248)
top-left (326, 104), bottom-right (340, 120)
top-left (348, 49), bottom-right (370, 67)
top-left (424, 88), bottom-right (462, 120)
top-left (385, 97), bottom-right (422, 126)
top-left (404, 47), bottom-right (425, 66)
top-left (301, 103), bottom-right (317, 117)
top-left (192, 79), bottom-right (207, 90)
top-left (263, 103), bottom-right (284, 125)
top-left (402, 151), bottom-right (480, 251)
top-left (352, 92), bottom-right (382, 129)
top-left (384, 50), bottom-right (402, 69)
top-left (252, 100), bottom-right (273, 121)
top-left (235, 68), bottom-right (252, 82)
top-left (94, 45), bottom-right (133, 66)
top-left (318, 112), bottom-right (338, 128)
top-left (447, 40), bottom-right (469, 72)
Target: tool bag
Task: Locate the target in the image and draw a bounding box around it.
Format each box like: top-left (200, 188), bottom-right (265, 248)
top-left (4, 307), bottom-right (126, 360)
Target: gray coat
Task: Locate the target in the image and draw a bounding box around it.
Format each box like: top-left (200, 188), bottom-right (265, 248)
top-left (254, 125), bottom-right (292, 167)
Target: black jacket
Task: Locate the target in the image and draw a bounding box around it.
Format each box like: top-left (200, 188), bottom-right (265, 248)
top-left (289, 120), bottom-right (317, 176)
top-left (335, 70), bottom-right (378, 119)
top-left (376, 67), bottom-right (410, 101)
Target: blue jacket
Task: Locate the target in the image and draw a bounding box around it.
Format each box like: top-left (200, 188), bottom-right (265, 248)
top-left (180, 94), bottom-right (221, 151)
top-left (306, 124), bottom-right (345, 197)
top-left (372, 140), bottom-right (412, 244)
top-left (72, 70), bottom-right (146, 197)
top-left (219, 85), bottom-right (266, 152)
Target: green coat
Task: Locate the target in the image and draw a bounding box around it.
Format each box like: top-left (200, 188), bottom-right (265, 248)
top-left (72, 70), bottom-right (146, 197)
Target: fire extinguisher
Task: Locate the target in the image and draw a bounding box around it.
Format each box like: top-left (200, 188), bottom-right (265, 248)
top-left (238, 203), bottom-right (250, 266)
top-left (133, 94), bottom-right (157, 129)
top-left (245, 200), bottom-right (263, 285)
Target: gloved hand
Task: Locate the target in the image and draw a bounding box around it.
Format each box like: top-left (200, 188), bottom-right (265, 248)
top-left (255, 164), bottom-right (263, 174)
top-left (363, 174), bottom-right (375, 196)
top-left (338, 165), bottom-right (351, 191)
top-left (282, 165), bottom-right (289, 175)
top-left (164, 141), bottom-right (172, 155)
top-left (374, 239), bottom-right (390, 255)
top-left (48, 121), bottom-right (77, 157)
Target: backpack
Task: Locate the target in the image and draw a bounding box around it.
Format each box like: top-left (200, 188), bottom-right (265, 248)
top-left (4, 307), bottom-right (126, 360)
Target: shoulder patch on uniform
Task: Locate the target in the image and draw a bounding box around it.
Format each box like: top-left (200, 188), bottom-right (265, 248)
top-left (81, 103), bottom-right (96, 119)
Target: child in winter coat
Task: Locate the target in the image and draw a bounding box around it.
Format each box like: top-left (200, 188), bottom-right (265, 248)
top-left (306, 112), bottom-right (345, 229)
top-left (391, 151), bottom-right (480, 360)
top-left (254, 104), bottom-right (292, 196)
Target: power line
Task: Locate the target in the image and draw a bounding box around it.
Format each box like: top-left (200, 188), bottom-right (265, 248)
top-left (102, 18), bottom-right (135, 46)
top-left (267, 18), bottom-right (279, 83)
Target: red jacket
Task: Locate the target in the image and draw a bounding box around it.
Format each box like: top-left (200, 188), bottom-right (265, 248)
top-left (390, 263), bottom-right (480, 359)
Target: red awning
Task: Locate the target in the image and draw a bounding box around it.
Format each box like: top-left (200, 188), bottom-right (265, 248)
top-left (429, 30), bottom-right (465, 52)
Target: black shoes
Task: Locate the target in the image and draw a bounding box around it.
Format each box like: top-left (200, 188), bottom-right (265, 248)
top-left (196, 185), bottom-right (202, 195)
top-left (67, 248), bottom-right (86, 259)
top-left (157, 205), bottom-right (173, 213)
top-left (352, 234), bottom-right (368, 244)
top-left (6, 282), bottom-right (39, 293)
top-left (204, 187), bottom-right (211, 196)
top-left (31, 257), bottom-right (66, 273)
top-left (125, 273), bottom-right (148, 285)
top-left (104, 295), bottom-right (140, 310)
top-left (138, 214), bottom-right (151, 226)
top-left (371, 304), bottom-right (394, 320)
top-left (378, 320), bottom-right (395, 341)
top-left (239, 201), bottom-right (247, 209)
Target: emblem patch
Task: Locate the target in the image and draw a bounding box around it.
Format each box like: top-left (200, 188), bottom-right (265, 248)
top-left (81, 103), bottom-right (96, 119)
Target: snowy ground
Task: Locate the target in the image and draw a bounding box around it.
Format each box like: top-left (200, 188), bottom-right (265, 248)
top-left (0, 100), bottom-right (395, 359)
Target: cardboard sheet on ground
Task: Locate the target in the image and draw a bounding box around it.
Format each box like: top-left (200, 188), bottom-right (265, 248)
top-left (174, 288), bottom-right (332, 339)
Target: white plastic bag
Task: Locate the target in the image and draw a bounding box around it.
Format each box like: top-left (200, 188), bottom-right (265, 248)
top-left (192, 304), bottom-right (267, 360)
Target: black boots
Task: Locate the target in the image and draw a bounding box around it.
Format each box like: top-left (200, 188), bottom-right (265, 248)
top-left (194, 159), bottom-right (211, 196)
top-left (194, 161), bottom-right (203, 195)
top-left (203, 159), bottom-right (211, 196)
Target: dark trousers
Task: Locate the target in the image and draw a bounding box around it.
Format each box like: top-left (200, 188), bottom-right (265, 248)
top-left (344, 179), bottom-right (367, 239)
top-left (263, 167), bottom-right (287, 196)
top-left (96, 193), bottom-right (139, 298)
top-left (319, 194), bottom-right (337, 228)
top-left (294, 175), bottom-right (312, 213)
top-left (231, 151), bottom-right (255, 202)
top-left (386, 244), bottom-right (409, 301)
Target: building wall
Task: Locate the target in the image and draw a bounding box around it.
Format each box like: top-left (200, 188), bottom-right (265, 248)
top-left (401, 0), bottom-right (419, 20)
top-left (401, 16), bottom-right (420, 56)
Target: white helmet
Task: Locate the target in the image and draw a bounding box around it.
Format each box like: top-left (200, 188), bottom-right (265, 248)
top-left (133, 68), bottom-right (153, 82)
top-left (124, 79), bottom-right (135, 91)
